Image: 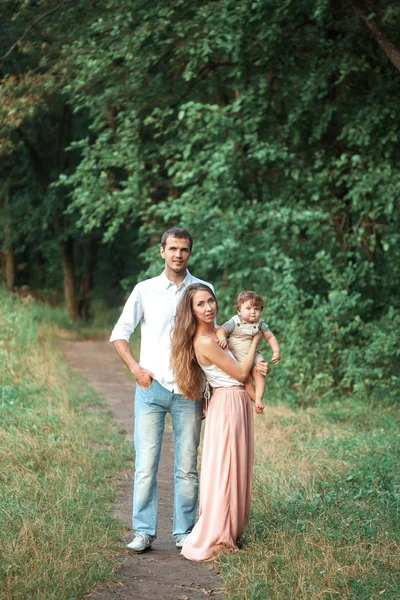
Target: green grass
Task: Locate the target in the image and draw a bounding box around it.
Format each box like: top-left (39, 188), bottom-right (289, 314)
top-left (0, 291), bottom-right (132, 599)
top-left (217, 400), bottom-right (400, 599)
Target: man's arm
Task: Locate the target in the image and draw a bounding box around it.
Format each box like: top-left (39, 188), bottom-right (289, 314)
top-left (113, 339), bottom-right (155, 388)
top-left (110, 285), bottom-right (155, 388)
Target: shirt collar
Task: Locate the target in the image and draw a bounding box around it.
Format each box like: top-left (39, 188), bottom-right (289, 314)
top-left (160, 269), bottom-right (193, 290)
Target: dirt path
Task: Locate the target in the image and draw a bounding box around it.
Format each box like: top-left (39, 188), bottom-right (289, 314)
top-left (59, 339), bottom-right (223, 600)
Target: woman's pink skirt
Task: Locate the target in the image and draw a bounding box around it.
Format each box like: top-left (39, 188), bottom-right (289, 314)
top-left (181, 385), bottom-right (254, 562)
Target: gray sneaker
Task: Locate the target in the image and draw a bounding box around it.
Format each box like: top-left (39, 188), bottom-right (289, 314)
top-left (126, 533), bottom-right (155, 553)
top-left (175, 535), bottom-right (188, 549)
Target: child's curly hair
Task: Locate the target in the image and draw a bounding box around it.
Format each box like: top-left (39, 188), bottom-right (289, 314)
top-left (235, 290), bottom-right (264, 311)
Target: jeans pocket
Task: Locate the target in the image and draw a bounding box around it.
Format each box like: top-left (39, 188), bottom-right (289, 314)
top-left (136, 378), bottom-right (155, 390)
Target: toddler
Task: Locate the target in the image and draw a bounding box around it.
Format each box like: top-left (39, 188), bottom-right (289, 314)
top-left (216, 291), bottom-right (280, 413)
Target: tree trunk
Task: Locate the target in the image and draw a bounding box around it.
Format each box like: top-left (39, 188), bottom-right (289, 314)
top-left (5, 247), bottom-right (15, 292)
top-left (78, 237), bottom-right (98, 321)
top-left (60, 237), bottom-right (78, 322)
top-left (2, 180), bottom-right (15, 292)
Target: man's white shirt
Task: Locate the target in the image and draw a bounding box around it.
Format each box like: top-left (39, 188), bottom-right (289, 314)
top-left (109, 270), bottom-right (213, 391)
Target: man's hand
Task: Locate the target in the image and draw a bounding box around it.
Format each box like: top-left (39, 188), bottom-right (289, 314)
top-left (271, 352), bottom-right (281, 365)
top-left (134, 366), bottom-right (155, 389)
top-left (254, 360), bottom-right (270, 376)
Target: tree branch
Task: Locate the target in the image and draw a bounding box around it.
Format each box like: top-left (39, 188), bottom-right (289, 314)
top-left (0, 0), bottom-right (74, 63)
top-left (347, 0), bottom-right (400, 72)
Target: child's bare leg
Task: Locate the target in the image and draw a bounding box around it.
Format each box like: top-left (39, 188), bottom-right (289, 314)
top-left (252, 366), bottom-right (266, 413)
top-left (244, 374), bottom-right (256, 402)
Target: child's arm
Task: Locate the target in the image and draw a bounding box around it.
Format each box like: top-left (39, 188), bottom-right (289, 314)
top-left (263, 330), bottom-right (280, 364)
top-left (216, 325), bottom-right (229, 349)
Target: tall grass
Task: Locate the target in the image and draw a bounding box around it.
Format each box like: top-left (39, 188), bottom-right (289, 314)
top-left (0, 291), bottom-right (131, 599)
top-left (218, 401), bottom-right (400, 599)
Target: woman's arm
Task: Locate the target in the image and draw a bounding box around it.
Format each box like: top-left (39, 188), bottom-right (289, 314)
top-left (197, 333), bottom-right (262, 382)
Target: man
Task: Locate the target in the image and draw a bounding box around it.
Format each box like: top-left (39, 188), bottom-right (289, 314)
top-left (110, 227), bottom-right (212, 552)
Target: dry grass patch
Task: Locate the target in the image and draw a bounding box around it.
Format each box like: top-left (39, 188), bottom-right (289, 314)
top-left (218, 400), bottom-right (400, 599)
top-left (221, 527), bottom-right (399, 599)
top-left (253, 405), bottom-right (351, 499)
top-left (0, 294), bottom-right (131, 599)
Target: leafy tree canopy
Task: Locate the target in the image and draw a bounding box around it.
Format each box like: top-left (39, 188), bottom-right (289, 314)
top-left (1, 0), bottom-right (399, 400)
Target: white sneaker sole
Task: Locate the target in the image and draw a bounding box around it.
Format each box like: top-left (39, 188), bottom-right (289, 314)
top-left (126, 546), bottom-right (151, 553)
top-left (126, 542), bottom-right (152, 553)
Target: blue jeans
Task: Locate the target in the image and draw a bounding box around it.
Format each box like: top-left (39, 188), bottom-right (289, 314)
top-left (133, 379), bottom-right (202, 540)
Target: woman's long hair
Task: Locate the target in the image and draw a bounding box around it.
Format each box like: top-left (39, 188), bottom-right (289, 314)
top-left (171, 283), bottom-right (218, 400)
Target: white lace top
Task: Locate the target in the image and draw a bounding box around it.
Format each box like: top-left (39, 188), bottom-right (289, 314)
top-left (196, 336), bottom-right (243, 388)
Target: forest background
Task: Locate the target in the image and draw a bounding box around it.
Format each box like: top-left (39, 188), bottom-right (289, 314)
top-left (1, 2), bottom-right (399, 598)
top-left (1, 0), bottom-right (399, 405)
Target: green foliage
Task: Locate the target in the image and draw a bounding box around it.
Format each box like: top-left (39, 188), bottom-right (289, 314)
top-left (1, 1), bottom-right (399, 398)
top-left (50, 0), bottom-right (400, 403)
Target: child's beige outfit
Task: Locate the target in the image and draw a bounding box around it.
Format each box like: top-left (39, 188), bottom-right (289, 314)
top-left (221, 315), bottom-right (269, 363)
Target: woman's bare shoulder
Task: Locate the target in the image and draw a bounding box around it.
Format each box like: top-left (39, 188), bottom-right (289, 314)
top-left (195, 335), bottom-right (216, 349)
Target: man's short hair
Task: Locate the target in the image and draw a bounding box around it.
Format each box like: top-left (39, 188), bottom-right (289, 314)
top-left (161, 228), bottom-right (193, 251)
top-left (235, 290), bottom-right (265, 311)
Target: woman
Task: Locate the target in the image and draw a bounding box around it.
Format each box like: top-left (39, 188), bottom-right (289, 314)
top-left (170, 283), bottom-right (264, 561)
